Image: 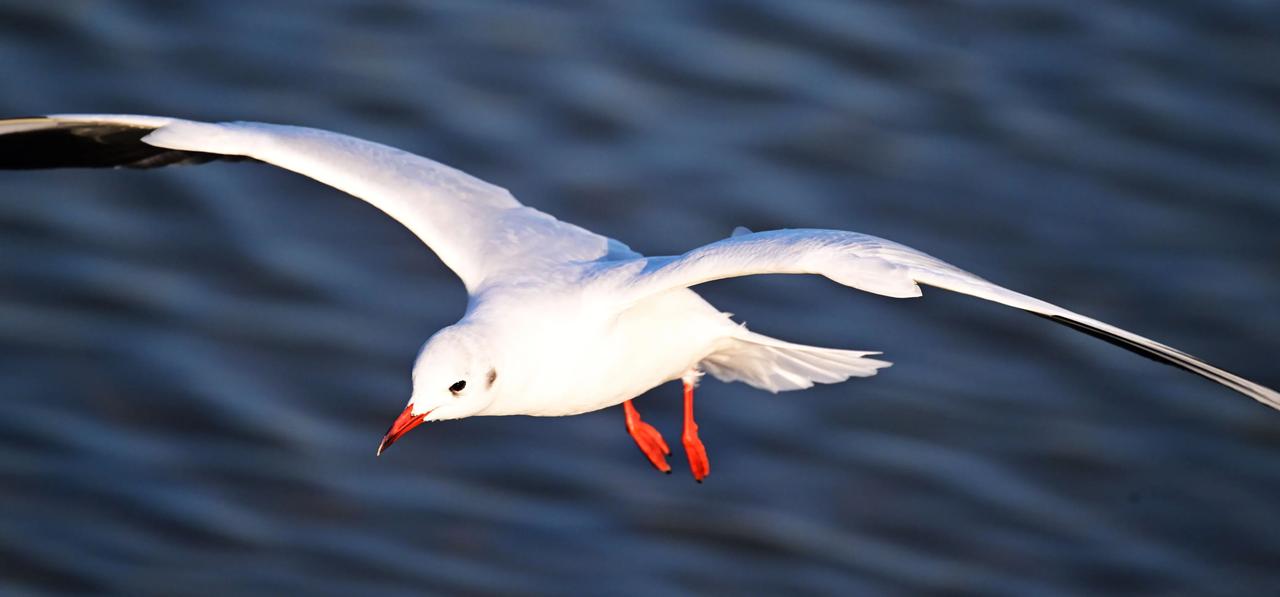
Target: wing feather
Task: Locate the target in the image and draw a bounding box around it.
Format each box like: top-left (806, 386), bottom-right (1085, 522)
top-left (0, 114), bottom-right (620, 291)
top-left (616, 228), bottom-right (1280, 410)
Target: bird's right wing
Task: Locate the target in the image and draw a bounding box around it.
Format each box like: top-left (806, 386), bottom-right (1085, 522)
top-left (606, 228), bottom-right (1280, 410)
top-left (0, 115), bottom-right (623, 292)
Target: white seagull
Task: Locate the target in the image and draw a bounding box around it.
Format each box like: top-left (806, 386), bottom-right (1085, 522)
top-left (2, 114), bottom-right (1276, 482)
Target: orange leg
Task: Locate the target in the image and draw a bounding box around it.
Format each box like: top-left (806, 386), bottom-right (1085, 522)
top-left (624, 399), bottom-right (671, 474)
top-left (682, 373), bottom-right (710, 482)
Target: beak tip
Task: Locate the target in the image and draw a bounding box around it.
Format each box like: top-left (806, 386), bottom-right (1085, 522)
top-left (377, 404), bottom-right (427, 457)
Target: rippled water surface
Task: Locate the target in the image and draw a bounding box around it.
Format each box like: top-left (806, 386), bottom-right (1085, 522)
top-left (2, 1), bottom-right (1279, 595)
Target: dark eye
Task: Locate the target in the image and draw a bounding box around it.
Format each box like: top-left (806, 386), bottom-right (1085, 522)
top-left (449, 380), bottom-right (466, 394)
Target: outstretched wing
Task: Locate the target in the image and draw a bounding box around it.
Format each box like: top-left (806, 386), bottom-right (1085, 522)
top-left (610, 228), bottom-right (1280, 410)
top-left (0, 114), bottom-right (624, 291)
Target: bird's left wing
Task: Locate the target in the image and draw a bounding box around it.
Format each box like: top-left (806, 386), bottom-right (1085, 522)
top-left (607, 228), bottom-right (1280, 410)
top-left (0, 115), bottom-right (621, 291)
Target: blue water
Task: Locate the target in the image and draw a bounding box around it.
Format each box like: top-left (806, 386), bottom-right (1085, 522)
top-left (1, 1), bottom-right (1278, 595)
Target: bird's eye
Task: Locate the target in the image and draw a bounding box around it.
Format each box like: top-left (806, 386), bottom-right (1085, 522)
top-left (449, 380), bottom-right (466, 394)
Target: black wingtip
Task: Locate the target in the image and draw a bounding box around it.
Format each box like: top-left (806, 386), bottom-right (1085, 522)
top-left (0, 119), bottom-right (253, 170)
top-left (1036, 313), bottom-right (1182, 370)
top-left (1033, 312), bottom-right (1274, 404)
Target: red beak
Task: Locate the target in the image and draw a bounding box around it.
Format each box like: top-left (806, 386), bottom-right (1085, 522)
top-left (377, 405), bottom-right (429, 456)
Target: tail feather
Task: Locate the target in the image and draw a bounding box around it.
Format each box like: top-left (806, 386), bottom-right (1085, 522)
top-left (701, 332), bottom-right (890, 393)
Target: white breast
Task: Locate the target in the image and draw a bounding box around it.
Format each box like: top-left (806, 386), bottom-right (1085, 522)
top-left (480, 289), bottom-right (734, 417)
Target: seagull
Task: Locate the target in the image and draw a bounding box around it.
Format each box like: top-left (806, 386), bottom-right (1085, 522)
top-left (2, 114), bottom-right (1276, 482)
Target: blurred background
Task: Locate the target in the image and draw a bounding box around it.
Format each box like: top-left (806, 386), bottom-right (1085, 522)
top-left (1, 1), bottom-right (1278, 595)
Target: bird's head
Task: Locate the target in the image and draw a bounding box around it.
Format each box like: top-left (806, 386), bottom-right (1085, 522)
top-left (377, 324), bottom-right (498, 455)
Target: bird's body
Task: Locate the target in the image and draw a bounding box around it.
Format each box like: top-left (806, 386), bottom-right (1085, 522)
top-left (472, 286), bottom-right (726, 417)
top-left (2, 114), bottom-right (1276, 481)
